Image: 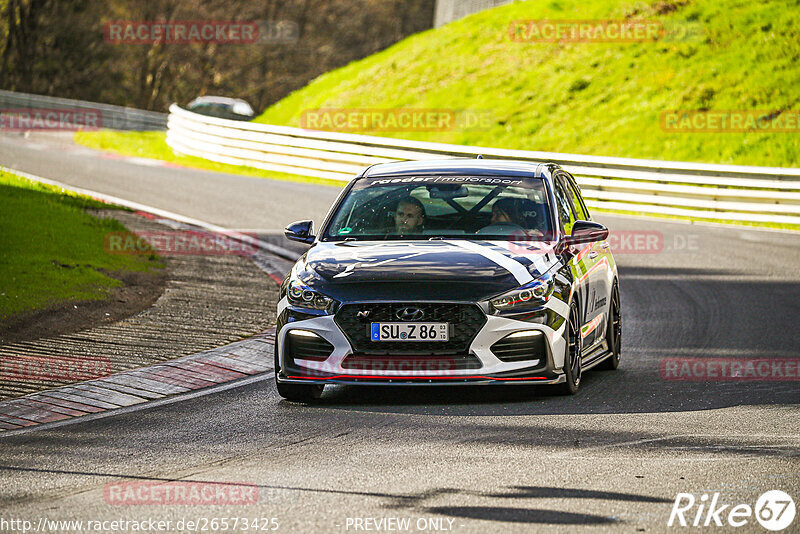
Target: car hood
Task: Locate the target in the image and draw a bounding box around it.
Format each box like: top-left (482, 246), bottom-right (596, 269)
top-left (296, 240), bottom-right (559, 302)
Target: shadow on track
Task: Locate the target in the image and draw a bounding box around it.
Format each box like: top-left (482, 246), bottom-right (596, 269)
top-left (0, 465), bottom-right (660, 525)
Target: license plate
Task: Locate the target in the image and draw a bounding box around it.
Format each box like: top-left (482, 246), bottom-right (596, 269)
top-left (371, 322), bottom-right (449, 342)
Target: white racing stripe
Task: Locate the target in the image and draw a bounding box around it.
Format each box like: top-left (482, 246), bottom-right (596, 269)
top-left (487, 240), bottom-right (555, 276)
top-left (445, 240), bottom-right (534, 285)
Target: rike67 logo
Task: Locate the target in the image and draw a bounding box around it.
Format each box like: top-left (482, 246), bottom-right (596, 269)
top-left (669, 490), bottom-right (796, 531)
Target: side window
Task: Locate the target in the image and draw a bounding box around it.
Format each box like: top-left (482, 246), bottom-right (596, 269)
top-left (553, 175), bottom-right (577, 234)
top-left (566, 178), bottom-right (590, 221)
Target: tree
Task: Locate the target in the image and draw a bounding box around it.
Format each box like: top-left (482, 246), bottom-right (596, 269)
top-left (0, 0), bottom-right (435, 112)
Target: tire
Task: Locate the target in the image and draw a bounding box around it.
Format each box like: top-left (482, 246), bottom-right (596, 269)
top-left (276, 379), bottom-right (324, 402)
top-left (552, 302), bottom-right (582, 395)
top-left (598, 282), bottom-right (621, 371)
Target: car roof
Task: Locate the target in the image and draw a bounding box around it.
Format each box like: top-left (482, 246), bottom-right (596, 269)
top-left (360, 159), bottom-right (558, 180)
top-left (188, 96), bottom-right (249, 106)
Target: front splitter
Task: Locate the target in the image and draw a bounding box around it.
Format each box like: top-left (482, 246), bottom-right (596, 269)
top-left (279, 373), bottom-right (565, 387)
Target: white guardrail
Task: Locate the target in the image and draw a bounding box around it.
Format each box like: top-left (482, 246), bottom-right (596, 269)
top-left (0, 90), bottom-right (167, 131)
top-left (166, 104), bottom-right (800, 225)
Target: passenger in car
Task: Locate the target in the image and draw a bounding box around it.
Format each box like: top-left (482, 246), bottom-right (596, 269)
top-left (485, 197), bottom-right (545, 236)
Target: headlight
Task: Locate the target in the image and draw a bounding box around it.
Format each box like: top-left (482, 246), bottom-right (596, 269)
top-left (287, 278), bottom-right (337, 312)
top-left (490, 274), bottom-right (554, 313)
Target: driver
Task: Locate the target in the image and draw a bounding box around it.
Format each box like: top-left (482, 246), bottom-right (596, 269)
top-left (393, 196), bottom-right (426, 235)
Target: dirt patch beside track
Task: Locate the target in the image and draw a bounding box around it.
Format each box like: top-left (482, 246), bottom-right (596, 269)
top-left (0, 210), bottom-right (279, 400)
top-left (0, 267), bottom-right (167, 345)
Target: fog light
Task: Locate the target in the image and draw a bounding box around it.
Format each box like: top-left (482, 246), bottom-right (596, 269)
top-left (288, 329), bottom-right (318, 338)
top-left (506, 330), bottom-right (543, 339)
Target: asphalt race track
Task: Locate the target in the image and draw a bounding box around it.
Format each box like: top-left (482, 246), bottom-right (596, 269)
top-left (1, 132), bottom-right (798, 533)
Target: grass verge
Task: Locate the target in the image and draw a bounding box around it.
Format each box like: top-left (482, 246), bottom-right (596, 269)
top-left (0, 169), bottom-right (163, 321)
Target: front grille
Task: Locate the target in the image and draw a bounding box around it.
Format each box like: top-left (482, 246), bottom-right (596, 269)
top-left (335, 303), bottom-right (486, 355)
top-left (285, 331), bottom-right (335, 363)
top-left (490, 332), bottom-right (547, 362)
top-left (342, 353), bottom-right (482, 371)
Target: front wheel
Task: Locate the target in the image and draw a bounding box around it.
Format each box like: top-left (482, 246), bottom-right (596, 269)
top-left (552, 302), bottom-right (582, 395)
top-left (276, 380), bottom-right (324, 403)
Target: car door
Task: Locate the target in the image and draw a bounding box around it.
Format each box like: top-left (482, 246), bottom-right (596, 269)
top-left (553, 173), bottom-right (601, 348)
top-left (564, 173), bottom-right (610, 348)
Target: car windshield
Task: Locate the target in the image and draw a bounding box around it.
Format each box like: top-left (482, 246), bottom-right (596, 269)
top-left (322, 175), bottom-right (552, 241)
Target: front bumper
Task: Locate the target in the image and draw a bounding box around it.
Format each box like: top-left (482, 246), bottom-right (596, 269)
top-left (276, 302), bottom-right (568, 386)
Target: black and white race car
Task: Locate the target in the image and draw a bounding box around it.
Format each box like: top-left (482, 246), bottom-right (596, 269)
top-left (274, 159), bottom-right (621, 401)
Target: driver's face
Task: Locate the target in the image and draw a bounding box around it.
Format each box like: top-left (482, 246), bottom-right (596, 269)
top-left (395, 202), bottom-right (424, 234)
top-left (491, 206), bottom-right (511, 224)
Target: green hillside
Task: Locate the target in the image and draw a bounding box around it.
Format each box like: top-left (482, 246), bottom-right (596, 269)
top-left (257, 0), bottom-right (799, 167)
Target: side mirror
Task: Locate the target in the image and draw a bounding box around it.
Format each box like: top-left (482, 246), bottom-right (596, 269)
top-left (285, 220), bottom-right (315, 244)
top-left (558, 220), bottom-right (609, 252)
